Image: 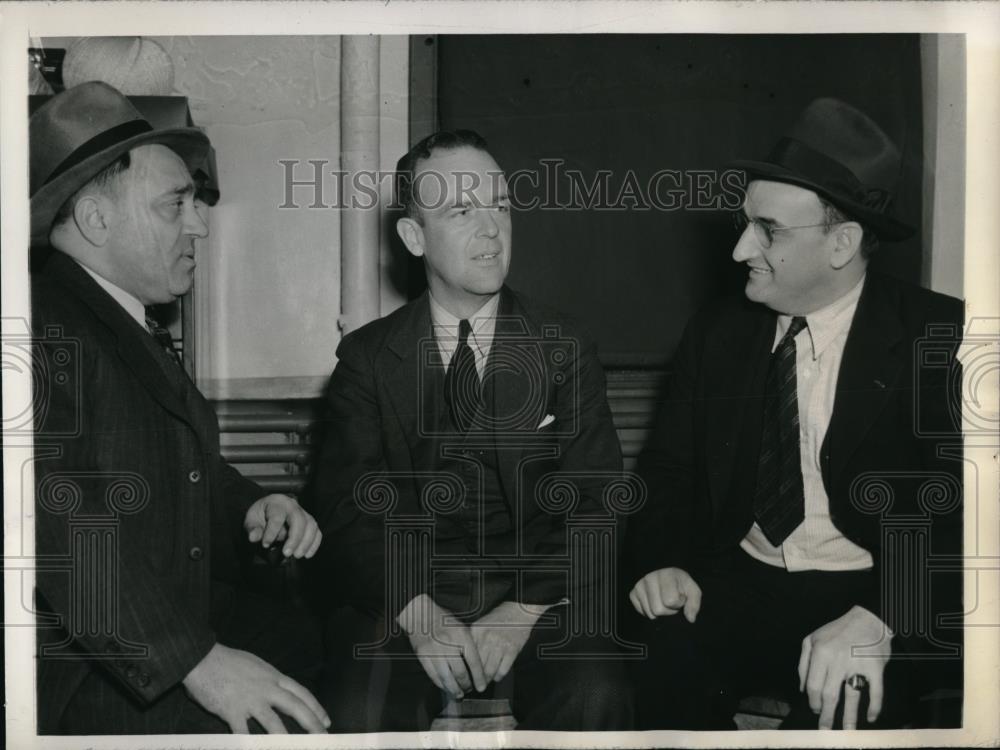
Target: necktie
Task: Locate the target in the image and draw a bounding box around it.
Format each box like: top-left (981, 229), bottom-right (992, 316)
top-left (753, 315), bottom-right (808, 546)
top-left (444, 319), bottom-right (482, 433)
top-left (145, 315), bottom-right (182, 367)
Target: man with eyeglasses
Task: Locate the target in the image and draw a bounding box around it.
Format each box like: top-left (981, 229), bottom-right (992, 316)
top-left (626, 98), bottom-right (963, 730)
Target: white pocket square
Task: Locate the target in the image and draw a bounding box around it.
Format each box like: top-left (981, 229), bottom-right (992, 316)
top-left (537, 414), bottom-right (556, 429)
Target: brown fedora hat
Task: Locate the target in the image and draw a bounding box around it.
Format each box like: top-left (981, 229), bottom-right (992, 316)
top-left (732, 98), bottom-right (913, 241)
top-left (30, 80), bottom-right (210, 244)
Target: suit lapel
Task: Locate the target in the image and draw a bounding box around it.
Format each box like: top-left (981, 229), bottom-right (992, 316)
top-left (705, 301), bottom-right (774, 517)
top-left (45, 253), bottom-right (198, 430)
top-left (490, 288), bottom-right (547, 504)
top-left (822, 274), bottom-right (905, 490)
top-left (383, 293), bottom-right (439, 472)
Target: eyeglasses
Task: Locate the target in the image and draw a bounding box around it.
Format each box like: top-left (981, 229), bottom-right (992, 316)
top-left (733, 212), bottom-right (832, 249)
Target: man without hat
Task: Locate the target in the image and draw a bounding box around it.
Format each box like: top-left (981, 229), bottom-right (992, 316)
top-left (626, 98), bottom-right (963, 729)
top-left (310, 130), bottom-right (633, 730)
top-left (30, 81), bottom-right (329, 734)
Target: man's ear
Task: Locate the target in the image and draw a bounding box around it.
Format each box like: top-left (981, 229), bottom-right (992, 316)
top-left (830, 221), bottom-right (864, 270)
top-left (396, 216), bottom-right (425, 258)
top-left (72, 194), bottom-right (112, 247)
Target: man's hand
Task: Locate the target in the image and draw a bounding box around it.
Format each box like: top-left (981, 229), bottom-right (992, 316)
top-left (470, 601), bottom-right (546, 684)
top-left (244, 494), bottom-right (322, 559)
top-left (182, 643), bottom-right (330, 733)
top-left (798, 605), bottom-right (892, 729)
top-left (629, 567), bottom-right (702, 622)
top-left (397, 594), bottom-right (487, 699)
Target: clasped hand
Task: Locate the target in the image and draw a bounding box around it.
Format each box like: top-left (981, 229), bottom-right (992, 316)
top-left (398, 595), bottom-right (543, 698)
top-left (244, 493), bottom-right (322, 559)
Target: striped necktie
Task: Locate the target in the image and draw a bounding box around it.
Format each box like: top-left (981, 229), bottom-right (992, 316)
top-left (145, 315), bottom-right (182, 367)
top-left (753, 315), bottom-right (808, 546)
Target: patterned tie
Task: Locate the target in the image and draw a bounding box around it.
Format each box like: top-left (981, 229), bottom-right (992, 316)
top-left (753, 315), bottom-right (808, 546)
top-left (145, 315), bottom-right (182, 367)
top-left (444, 319), bottom-right (482, 433)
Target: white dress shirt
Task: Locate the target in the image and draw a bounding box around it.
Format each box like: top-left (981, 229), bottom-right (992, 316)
top-left (741, 276), bottom-right (874, 572)
top-left (428, 292), bottom-right (501, 378)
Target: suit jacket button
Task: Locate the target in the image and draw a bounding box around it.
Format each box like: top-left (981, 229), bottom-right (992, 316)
top-left (125, 664), bottom-right (138, 678)
top-left (188, 470), bottom-right (201, 483)
top-left (189, 546), bottom-right (204, 561)
top-left (137, 673), bottom-right (151, 687)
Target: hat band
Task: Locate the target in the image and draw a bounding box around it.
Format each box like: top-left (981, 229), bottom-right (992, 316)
top-left (41, 119), bottom-right (154, 190)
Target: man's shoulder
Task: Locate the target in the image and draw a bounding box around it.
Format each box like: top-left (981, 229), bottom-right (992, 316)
top-left (336, 295), bottom-right (427, 361)
top-left (864, 272), bottom-right (963, 331)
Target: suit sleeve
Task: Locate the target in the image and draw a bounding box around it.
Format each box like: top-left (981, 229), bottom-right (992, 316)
top-left (32, 329), bottom-right (217, 706)
top-left (518, 330), bottom-right (625, 607)
top-left (309, 332), bottom-right (427, 619)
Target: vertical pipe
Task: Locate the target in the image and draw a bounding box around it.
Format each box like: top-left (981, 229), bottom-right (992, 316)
top-left (340, 35), bottom-right (381, 334)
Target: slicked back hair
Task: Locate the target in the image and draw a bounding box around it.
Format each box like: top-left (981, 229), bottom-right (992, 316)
top-left (395, 129), bottom-right (492, 223)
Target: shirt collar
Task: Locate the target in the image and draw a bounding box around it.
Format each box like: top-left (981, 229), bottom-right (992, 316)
top-left (429, 291), bottom-right (502, 361)
top-left (776, 274), bottom-right (865, 360)
top-left (76, 260), bottom-right (149, 332)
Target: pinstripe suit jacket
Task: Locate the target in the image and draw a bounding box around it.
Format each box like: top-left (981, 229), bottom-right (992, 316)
top-left (31, 251), bottom-right (263, 733)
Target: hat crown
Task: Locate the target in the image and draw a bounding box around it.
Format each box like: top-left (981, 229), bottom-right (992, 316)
top-left (784, 97), bottom-right (901, 194)
top-left (30, 81), bottom-right (149, 196)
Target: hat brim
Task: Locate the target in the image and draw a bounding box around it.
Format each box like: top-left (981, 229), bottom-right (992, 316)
top-left (730, 159), bottom-right (914, 242)
top-left (31, 127), bottom-right (210, 245)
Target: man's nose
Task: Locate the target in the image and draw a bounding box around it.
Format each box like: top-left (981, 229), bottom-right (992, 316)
top-left (185, 201), bottom-right (210, 239)
top-left (732, 224), bottom-right (760, 263)
top-left (477, 209), bottom-right (500, 238)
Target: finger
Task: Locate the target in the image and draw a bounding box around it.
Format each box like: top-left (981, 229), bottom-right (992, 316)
top-left (278, 676), bottom-right (331, 729)
top-left (841, 681), bottom-right (861, 730)
top-left (798, 636), bottom-right (812, 692)
top-left (253, 705), bottom-right (288, 734)
top-left (682, 581), bottom-right (702, 623)
top-left (304, 529), bottom-right (323, 559)
top-left (481, 644), bottom-right (501, 684)
top-left (805, 659), bottom-right (827, 713)
top-left (261, 508), bottom-right (286, 548)
top-left (247, 526), bottom-right (264, 544)
top-left (448, 651), bottom-right (472, 694)
top-left (495, 649), bottom-right (517, 683)
top-left (817, 673), bottom-right (842, 730)
top-left (632, 585), bottom-right (653, 620)
top-left (281, 510), bottom-right (305, 557)
top-left (292, 521), bottom-right (318, 558)
top-left (270, 689), bottom-right (326, 734)
top-left (629, 588), bottom-right (644, 617)
top-left (868, 671), bottom-right (884, 723)
top-left (436, 658), bottom-right (464, 699)
top-left (228, 715), bottom-right (250, 734)
top-left (460, 631), bottom-right (488, 693)
top-left (654, 576), bottom-right (687, 614)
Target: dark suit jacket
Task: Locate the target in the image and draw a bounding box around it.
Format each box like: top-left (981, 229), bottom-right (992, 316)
top-left (310, 286), bottom-right (623, 618)
top-left (629, 273), bottom-right (963, 651)
top-left (31, 251), bottom-right (264, 733)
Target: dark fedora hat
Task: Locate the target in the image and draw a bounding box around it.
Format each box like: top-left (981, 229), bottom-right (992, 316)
top-left (30, 80), bottom-right (210, 244)
top-left (732, 97), bottom-right (913, 240)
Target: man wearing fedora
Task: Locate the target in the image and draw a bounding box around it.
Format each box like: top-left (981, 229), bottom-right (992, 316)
top-left (626, 98), bottom-right (963, 729)
top-left (30, 81), bottom-right (330, 734)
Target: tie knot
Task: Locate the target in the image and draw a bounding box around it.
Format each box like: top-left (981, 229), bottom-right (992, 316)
top-left (782, 316), bottom-right (808, 345)
top-left (458, 319), bottom-right (472, 344)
